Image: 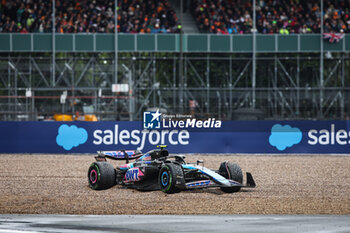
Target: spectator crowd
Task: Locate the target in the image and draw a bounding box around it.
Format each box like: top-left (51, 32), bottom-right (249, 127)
top-left (191, 0), bottom-right (350, 34)
top-left (0, 0), bottom-right (180, 33)
top-left (0, 0), bottom-right (349, 34)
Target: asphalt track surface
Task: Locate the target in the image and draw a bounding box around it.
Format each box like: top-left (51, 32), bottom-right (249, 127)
top-left (0, 214), bottom-right (349, 233)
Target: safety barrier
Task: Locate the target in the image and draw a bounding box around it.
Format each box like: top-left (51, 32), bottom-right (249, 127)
top-left (0, 121), bottom-right (349, 153)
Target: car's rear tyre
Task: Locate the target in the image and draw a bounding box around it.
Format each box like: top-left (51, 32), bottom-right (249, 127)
top-left (159, 163), bottom-right (183, 194)
top-left (88, 162), bottom-right (116, 190)
top-left (219, 162), bottom-right (243, 193)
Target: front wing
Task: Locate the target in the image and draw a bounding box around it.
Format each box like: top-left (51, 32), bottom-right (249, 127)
top-left (184, 172), bottom-right (256, 190)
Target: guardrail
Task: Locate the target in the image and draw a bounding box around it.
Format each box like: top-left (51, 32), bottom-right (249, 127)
top-left (0, 33), bottom-right (349, 53)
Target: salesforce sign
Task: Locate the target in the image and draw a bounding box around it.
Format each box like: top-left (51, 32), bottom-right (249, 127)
top-left (92, 125), bottom-right (190, 150)
top-left (0, 120), bottom-right (349, 154)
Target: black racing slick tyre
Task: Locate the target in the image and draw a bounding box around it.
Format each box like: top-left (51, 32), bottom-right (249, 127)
top-left (219, 162), bottom-right (243, 193)
top-left (88, 162), bottom-right (116, 190)
top-left (159, 163), bottom-right (183, 194)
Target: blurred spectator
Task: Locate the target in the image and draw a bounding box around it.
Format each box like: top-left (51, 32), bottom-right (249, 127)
top-left (1, 0), bottom-right (349, 34)
top-left (191, 0), bottom-right (350, 34)
top-left (0, 0), bottom-right (180, 33)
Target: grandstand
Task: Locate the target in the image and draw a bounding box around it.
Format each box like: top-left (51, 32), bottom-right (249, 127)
top-left (191, 0), bottom-right (350, 34)
top-left (0, 0), bottom-right (349, 121)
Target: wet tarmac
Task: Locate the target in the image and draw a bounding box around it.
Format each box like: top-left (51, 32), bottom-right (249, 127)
top-left (0, 214), bottom-right (349, 233)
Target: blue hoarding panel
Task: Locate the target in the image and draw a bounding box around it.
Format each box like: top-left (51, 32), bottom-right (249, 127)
top-left (0, 121), bottom-right (350, 154)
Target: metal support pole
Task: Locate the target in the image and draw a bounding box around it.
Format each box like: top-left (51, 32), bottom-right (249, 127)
top-left (320, 0), bottom-right (324, 118)
top-left (52, 0), bottom-right (55, 87)
top-left (274, 56), bottom-right (277, 116)
top-left (173, 56), bottom-right (176, 112)
top-left (72, 61), bottom-right (75, 114)
top-left (7, 56), bottom-right (10, 120)
top-left (179, 0), bottom-right (184, 113)
top-left (128, 67), bottom-right (133, 121)
top-left (92, 56), bottom-right (97, 116)
top-left (114, 0), bottom-right (118, 85)
top-left (252, 0), bottom-right (256, 108)
top-left (206, 55), bottom-right (210, 114)
top-left (29, 55), bottom-right (32, 120)
top-left (32, 91), bottom-right (35, 121)
top-left (114, 0), bottom-right (118, 118)
top-left (229, 55), bottom-right (232, 119)
top-left (267, 64), bottom-right (271, 116)
top-left (341, 53), bottom-right (345, 119)
top-left (121, 63), bottom-right (133, 121)
top-left (153, 56), bottom-right (156, 106)
top-left (184, 56), bottom-right (187, 90)
top-left (297, 55), bottom-right (300, 118)
top-left (15, 68), bottom-right (17, 121)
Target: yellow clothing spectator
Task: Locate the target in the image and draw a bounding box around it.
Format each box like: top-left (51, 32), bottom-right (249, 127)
top-left (280, 28), bottom-right (289, 35)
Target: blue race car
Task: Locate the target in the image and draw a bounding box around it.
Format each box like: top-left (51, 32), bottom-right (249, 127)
top-left (88, 145), bottom-right (256, 193)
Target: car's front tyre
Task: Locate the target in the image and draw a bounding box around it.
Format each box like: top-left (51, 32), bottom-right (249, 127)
top-left (219, 162), bottom-right (243, 193)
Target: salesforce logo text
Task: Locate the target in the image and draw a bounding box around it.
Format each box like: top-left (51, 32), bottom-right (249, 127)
top-left (93, 124), bottom-right (189, 150)
top-left (162, 118), bottom-right (221, 128)
top-left (308, 124), bottom-right (350, 145)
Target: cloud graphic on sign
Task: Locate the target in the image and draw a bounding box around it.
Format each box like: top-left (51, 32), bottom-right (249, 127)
top-left (269, 124), bottom-right (302, 151)
top-left (56, 124), bottom-right (88, 150)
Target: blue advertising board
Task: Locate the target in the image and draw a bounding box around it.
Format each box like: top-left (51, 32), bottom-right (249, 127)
top-left (0, 120), bottom-right (350, 153)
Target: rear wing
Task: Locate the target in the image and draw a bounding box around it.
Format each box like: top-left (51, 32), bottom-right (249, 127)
top-left (95, 150), bottom-right (142, 163)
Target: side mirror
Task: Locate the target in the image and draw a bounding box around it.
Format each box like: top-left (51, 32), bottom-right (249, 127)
top-left (197, 160), bottom-right (204, 166)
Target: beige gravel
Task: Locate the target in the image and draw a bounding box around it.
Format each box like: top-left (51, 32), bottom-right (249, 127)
top-left (0, 154), bottom-right (349, 215)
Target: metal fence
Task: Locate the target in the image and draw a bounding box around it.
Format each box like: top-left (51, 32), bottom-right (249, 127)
top-left (0, 33), bottom-right (349, 121)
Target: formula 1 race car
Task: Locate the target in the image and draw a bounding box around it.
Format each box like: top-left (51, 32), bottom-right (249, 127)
top-left (88, 145), bottom-right (256, 193)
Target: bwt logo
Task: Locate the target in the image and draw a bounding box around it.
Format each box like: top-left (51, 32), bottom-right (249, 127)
top-left (269, 124), bottom-right (302, 151)
top-left (125, 168), bottom-right (143, 182)
top-left (143, 109), bottom-right (162, 129)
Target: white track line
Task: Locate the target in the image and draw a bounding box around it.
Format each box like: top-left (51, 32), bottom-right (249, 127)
top-left (0, 230), bottom-right (39, 233)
